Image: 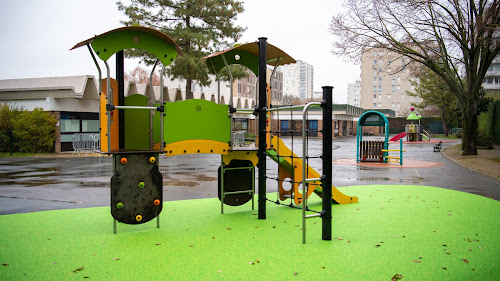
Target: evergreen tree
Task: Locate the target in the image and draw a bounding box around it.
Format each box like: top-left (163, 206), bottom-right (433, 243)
top-left (117, 0), bottom-right (247, 97)
top-left (407, 69), bottom-right (458, 136)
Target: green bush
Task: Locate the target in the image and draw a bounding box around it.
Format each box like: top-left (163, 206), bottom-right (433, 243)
top-left (455, 129), bottom-right (462, 139)
top-left (477, 132), bottom-right (494, 149)
top-left (11, 108), bottom-right (57, 153)
top-left (0, 104), bottom-right (24, 152)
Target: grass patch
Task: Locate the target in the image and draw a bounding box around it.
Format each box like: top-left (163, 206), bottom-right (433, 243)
top-left (432, 134), bottom-right (460, 139)
top-left (489, 158), bottom-right (500, 163)
top-left (0, 152), bottom-right (52, 158)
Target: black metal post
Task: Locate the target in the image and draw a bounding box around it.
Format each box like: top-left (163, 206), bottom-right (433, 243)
top-left (116, 50), bottom-right (125, 150)
top-left (322, 86), bottom-right (333, 240)
top-left (258, 37), bottom-right (267, 220)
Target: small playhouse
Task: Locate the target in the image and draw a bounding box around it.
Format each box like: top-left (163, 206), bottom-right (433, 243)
top-left (357, 110), bottom-right (405, 164)
top-left (405, 107), bottom-right (429, 142)
top-left (405, 106), bottom-right (423, 141)
top-left (356, 111), bottom-right (389, 162)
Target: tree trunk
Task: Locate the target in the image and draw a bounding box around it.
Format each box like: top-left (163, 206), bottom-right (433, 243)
top-left (461, 100), bottom-right (478, 156)
top-left (185, 78), bottom-right (193, 99)
top-left (441, 105), bottom-right (448, 137)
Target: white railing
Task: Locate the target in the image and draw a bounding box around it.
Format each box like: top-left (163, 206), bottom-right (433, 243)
top-left (72, 133), bottom-right (100, 156)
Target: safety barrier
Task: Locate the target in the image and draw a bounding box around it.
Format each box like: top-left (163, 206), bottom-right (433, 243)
top-left (359, 140), bottom-right (385, 162)
top-left (72, 133), bottom-right (100, 156)
top-left (233, 131), bottom-right (246, 147)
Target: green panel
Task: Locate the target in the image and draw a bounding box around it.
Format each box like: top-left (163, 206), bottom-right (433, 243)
top-left (91, 30), bottom-right (178, 65)
top-left (163, 99), bottom-right (231, 144)
top-left (206, 49), bottom-right (259, 75)
top-left (124, 94), bottom-right (150, 150)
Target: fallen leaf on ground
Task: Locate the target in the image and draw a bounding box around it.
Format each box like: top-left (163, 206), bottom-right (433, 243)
top-left (461, 259), bottom-right (469, 263)
top-left (391, 273), bottom-right (403, 280)
top-left (72, 267), bottom-right (85, 273)
top-left (1, 263), bottom-right (8, 266)
top-left (413, 260), bottom-right (422, 263)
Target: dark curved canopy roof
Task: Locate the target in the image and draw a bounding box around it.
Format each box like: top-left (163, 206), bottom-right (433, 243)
top-left (71, 26), bottom-right (182, 66)
top-left (202, 42), bottom-right (296, 76)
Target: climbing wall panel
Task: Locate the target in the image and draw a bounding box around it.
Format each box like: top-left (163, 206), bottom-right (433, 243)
top-left (111, 153), bottom-right (162, 224)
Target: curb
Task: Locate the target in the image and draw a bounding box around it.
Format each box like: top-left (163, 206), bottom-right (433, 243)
top-left (442, 145), bottom-right (500, 181)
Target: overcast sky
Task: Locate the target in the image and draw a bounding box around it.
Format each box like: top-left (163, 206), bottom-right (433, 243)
top-left (0, 0), bottom-right (360, 103)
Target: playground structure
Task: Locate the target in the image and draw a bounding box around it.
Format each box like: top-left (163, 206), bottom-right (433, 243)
top-left (390, 107), bottom-right (430, 142)
top-left (357, 111), bottom-right (405, 165)
top-left (72, 26), bottom-right (357, 243)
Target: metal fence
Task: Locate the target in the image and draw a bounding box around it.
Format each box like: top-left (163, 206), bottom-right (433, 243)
top-left (233, 131), bottom-right (246, 147)
top-left (72, 133), bottom-right (100, 156)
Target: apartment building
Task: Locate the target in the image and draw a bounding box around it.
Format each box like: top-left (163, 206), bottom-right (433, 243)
top-left (360, 48), bottom-right (421, 116)
top-left (279, 60), bottom-right (314, 100)
top-left (483, 31), bottom-right (500, 99)
top-left (347, 80), bottom-right (361, 107)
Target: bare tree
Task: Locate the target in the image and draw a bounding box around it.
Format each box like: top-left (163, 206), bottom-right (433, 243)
top-left (330, 0), bottom-right (500, 155)
top-left (125, 66), bottom-right (161, 86)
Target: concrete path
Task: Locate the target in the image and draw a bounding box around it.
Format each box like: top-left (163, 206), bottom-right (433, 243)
top-left (0, 136), bottom-right (498, 215)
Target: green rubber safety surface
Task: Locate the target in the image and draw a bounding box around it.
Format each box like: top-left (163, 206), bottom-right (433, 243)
top-left (0, 185), bottom-right (498, 280)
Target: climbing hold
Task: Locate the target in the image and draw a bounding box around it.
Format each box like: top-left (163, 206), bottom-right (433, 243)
top-left (138, 182), bottom-right (145, 188)
top-left (116, 202), bottom-right (123, 209)
top-left (154, 199), bottom-right (161, 206)
top-left (149, 156), bottom-right (156, 163)
top-left (136, 215), bottom-right (143, 222)
top-left (120, 157), bottom-right (127, 164)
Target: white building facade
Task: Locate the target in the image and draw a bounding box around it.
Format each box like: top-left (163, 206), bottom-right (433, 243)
top-left (279, 60), bottom-right (314, 100)
top-left (347, 80), bottom-right (361, 107)
top-left (360, 47), bottom-right (422, 116)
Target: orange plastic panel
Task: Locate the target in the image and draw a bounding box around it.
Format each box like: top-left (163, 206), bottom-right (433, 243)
top-left (100, 78), bottom-right (119, 152)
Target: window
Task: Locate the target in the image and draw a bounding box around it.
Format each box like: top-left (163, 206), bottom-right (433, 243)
top-left (378, 94), bottom-right (382, 99)
top-left (392, 77), bottom-right (396, 84)
top-left (397, 85), bottom-right (401, 91)
top-left (374, 51), bottom-right (378, 56)
top-left (373, 86), bottom-right (377, 92)
top-left (388, 94), bottom-right (391, 99)
top-left (374, 60), bottom-right (377, 65)
top-left (373, 94), bottom-right (377, 98)
top-left (379, 77), bottom-right (382, 82)
top-left (397, 76), bottom-right (401, 82)
top-left (374, 77), bottom-right (377, 82)
top-left (378, 85), bottom-right (382, 92)
top-left (379, 68), bottom-right (382, 73)
top-left (373, 103), bottom-right (377, 107)
top-left (378, 104), bottom-right (382, 108)
top-left (401, 94), bottom-right (405, 100)
top-left (392, 85), bottom-right (396, 92)
top-left (392, 103), bottom-right (395, 108)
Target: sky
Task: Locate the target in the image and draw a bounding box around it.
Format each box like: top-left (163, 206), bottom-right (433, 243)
top-left (0, 0), bottom-right (360, 103)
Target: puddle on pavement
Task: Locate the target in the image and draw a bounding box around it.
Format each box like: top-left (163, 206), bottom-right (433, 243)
top-left (163, 180), bottom-right (198, 187)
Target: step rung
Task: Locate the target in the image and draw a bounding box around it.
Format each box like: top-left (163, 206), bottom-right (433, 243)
top-left (305, 213), bottom-right (322, 219)
top-left (223, 190), bottom-right (253, 195)
top-left (281, 194), bottom-right (293, 198)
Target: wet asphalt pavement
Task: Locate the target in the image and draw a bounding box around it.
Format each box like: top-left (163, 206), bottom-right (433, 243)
top-left (0, 136), bottom-right (499, 215)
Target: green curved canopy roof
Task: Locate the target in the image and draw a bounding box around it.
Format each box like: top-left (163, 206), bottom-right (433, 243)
top-left (202, 42), bottom-right (296, 76)
top-left (71, 26), bottom-right (182, 66)
top-left (358, 110), bottom-right (389, 127)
